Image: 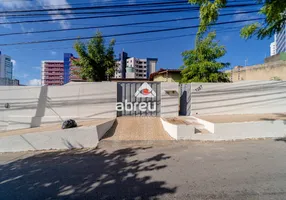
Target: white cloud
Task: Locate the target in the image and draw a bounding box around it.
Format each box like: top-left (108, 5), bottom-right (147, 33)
top-left (0, 1), bottom-right (31, 9)
top-left (0, 0), bottom-right (73, 29)
top-left (0, 16), bottom-right (12, 29)
top-left (20, 24), bottom-right (35, 34)
top-left (36, 0), bottom-right (73, 29)
top-left (222, 35), bottom-right (230, 42)
top-left (22, 73), bottom-right (29, 78)
top-left (50, 50), bottom-right (57, 56)
top-left (11, 59), bottom-right (16, 66)
top-left (28, 79), bottom-right (41, 86)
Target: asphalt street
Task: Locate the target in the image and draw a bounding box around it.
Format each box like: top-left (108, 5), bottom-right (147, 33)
top-left (1, 139), bottom-right (286, 200)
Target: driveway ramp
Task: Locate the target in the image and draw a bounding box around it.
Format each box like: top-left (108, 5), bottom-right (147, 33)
top-left (102, 117), bottom-right (173, 141)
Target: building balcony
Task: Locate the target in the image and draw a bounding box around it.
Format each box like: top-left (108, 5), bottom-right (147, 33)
top-left (44, 70), bottom-right (64, 73)
top-left (43, 72), bottom-right (63, 76)
top-left (43, 79), bottom-right (63, 82)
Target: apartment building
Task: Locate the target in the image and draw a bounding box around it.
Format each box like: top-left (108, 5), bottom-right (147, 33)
top-left (114, 51), bottom-right (128, 79)
top-left (0, 51), bottom-right (13, 80)
top-left (114, 51), bottom-right (158, 79)
top-left (271, 25), bottom-right (286, 56)
top-left (0, 51), bottom-right (20, 86)
top-left (41, 61), bottom-right (64, 86)
top-left (64, 53), bottom-right (83, 83)
top-left (126, 57), bottom-right (157, 79)
top-left (270, 41), bottom-right (277, 56)
top-left (276, 25), bottom-right (286, 54)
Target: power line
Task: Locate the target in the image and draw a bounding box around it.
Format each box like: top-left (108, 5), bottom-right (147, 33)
top-left (0, 0), bottom-right (256, 9)
top-left (0, 1), bottom-right (261, 14)
top-left (0, 10), bottom-right (260, 37)
top-left (5, 25), bottom-right (245, 51)
top-left (0, 0), bottom-right (190, 13)
top-left (1, 4), bottom-right (261, 18)
top-left (1, 6), bottom-right (199, 18)
top-left (0, 3), bottom-right (261, 25)
top-left (2, 5), bottom-right (194, 17)
top-left (0, 18), bottom-right (263, 46)
top-left (0, 10), bottom-right (195, 25)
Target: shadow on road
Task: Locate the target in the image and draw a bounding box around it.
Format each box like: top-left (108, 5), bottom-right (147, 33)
top-left (0, 147), bottom-right (176, 200)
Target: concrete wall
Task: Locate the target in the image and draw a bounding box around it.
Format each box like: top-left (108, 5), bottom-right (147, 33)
top-left (226, 61), bottom-right (286, 82)
top-left (0, 82), bottom-right (117, 131)
top-left (0, 119), bottom-right (115, 152)
top-left (191, 81), bottom-right (286, 115)
top-left (161, 82), bottom-right (179, 117)
top-left (161, 118), bottom-right (194, 140)
top-left (0, 86), bottom-right (41, 131)
top-left (190, 117), bottom-right (286, 141)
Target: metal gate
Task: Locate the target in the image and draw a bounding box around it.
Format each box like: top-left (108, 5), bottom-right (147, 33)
top-left (179, 84), bottom-right (191, 116)
top-left (117, 82), bottom-right (161, 116)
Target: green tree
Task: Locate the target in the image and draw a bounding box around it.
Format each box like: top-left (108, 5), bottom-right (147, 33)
top-left (189, 0), bottom-right (286, 39)
top-left (181, 32), bottom-right (230, 83)
top-left (72, 31), bottom-right (116, 81)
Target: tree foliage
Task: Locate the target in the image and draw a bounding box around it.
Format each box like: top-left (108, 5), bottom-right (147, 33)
top-left (189, 0), bottom-right (286, 39)
top-left (72, 31), bottom-right (116, 82)
top-left (181, 32), bottom-right (230, 83)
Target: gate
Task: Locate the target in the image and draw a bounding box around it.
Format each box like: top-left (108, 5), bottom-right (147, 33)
top-left (117, 82), bottom-right (161, 116)
top-left (179, 84), bottom-right (191, 116)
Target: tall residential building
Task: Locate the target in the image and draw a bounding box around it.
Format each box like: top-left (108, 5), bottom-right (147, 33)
top-left (0, 51), bottom-right (13, 79)
top-left (64, 53), bottom-right (83, 83)
top-left (270, 41), bottom-right (277, 56)
top-left (114, 51), bottom-right (128, 79)
top-left (41, 61), bottom-right (64, 86)
top-left (276, 25), bottom-right (286, 54)
top-left (126, 57), bottom-right (158, 79)
top-left (113, 51), bottom-right (158, 79)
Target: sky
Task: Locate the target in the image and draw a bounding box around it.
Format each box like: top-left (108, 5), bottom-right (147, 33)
top-left (0, 0), bottom-right (273, 85)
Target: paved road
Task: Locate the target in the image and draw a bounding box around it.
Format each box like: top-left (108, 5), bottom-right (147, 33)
top-left (0, 139), bottom-right (286, 200)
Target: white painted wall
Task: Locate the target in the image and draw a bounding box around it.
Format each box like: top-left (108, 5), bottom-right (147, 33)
top-left (189, 120), bottom-right (286, 141)
top-left (161, 118), bottom-right (195, 140)
top-left (161, 118), bottom-right (178, 139)
top-left (161, 82), bottom-right (179, 117)
top-left (0, 82), bottom-right (117, 131)
top-left (191, 81), bottom-right (286, 115)
top-left (214, 120), bottom-right (286, 140)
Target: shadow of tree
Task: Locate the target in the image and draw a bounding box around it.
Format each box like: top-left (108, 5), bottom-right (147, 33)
top-left (0, 147), bottom-right (176, 200)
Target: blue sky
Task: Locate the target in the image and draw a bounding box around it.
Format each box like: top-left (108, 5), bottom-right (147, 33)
top-left (0, 0), bottom-right (272, 85)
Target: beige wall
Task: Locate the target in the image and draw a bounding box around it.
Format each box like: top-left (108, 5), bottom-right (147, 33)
top-left (154, 73), bottom-right (181, 82)
top-left (226, 61), bottom-right (286, 82)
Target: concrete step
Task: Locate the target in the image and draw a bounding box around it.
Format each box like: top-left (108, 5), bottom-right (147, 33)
top-left (183, 117), bottom-right (205, 129)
